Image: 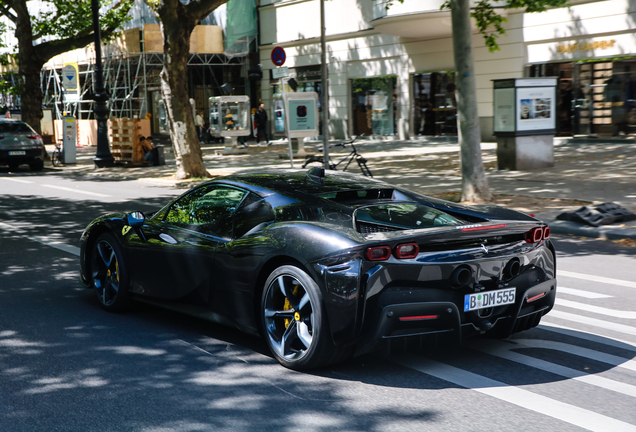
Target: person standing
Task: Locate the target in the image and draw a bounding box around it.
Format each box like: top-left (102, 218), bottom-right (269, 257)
top-left (254, 103), bottom-right (270, 146)
top-left (195, 110), bottom-right (204, 143)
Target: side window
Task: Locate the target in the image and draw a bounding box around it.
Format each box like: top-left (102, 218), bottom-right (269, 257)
top-left (165, 185), bottom-right (248, 232)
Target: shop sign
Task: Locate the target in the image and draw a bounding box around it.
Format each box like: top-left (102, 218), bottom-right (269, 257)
top-left (557, 39), bottom-right (616, 53)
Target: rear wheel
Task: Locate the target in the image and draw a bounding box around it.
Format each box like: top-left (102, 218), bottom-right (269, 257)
top-left (261, 265), bottom-right (336, 370)
top-left (90, 232), bottom-right (131, 312)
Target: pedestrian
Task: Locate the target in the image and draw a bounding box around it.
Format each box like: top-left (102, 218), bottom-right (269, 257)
top-left (5, 110), bottom-right (11, 118)
top-left (254, 103), bottom-right (270, 146)
top-left (143, 136), bottom-right (157, 165)
top-left (195, 110), bottom-right (204, 143)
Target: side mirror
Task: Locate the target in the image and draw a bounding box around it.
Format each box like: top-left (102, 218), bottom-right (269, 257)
top-left (126, 211), bottom-right (145, 228)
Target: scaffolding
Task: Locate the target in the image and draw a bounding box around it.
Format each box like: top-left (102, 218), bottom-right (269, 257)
top-left (41, 51), bottom-right (244, 122)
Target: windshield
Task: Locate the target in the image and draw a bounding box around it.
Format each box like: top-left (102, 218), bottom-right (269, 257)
top-left (354, 203), bottom-right (465, 232)
top-left (0, 121), bottom-right (34, 133)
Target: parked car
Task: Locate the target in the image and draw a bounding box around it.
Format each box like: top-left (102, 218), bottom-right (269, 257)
top-left (0, 119), bottom-right (45, 171)
top-left (79, 169), bottom-right (557, 370)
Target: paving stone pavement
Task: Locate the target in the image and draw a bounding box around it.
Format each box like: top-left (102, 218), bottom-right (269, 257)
top-left (45, 136), bottom-right (636, 241)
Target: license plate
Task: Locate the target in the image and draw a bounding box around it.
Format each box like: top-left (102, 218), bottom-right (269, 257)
top-left (464, 287), bottom-right (516, 312)
top-left (9, 151), bottom-right (25, 156)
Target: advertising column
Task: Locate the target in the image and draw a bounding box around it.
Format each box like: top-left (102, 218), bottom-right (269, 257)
top-left (493, 78), bottom-right (557, 170)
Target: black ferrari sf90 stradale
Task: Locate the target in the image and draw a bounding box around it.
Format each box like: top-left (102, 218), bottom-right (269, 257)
top-left (79, 168), bottom-right (556, 370)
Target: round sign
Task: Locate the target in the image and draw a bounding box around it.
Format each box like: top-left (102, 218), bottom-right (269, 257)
top-left (271, 47), bottom-right (286, 67)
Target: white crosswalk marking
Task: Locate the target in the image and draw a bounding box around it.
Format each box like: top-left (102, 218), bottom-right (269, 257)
top-left (468, 340), bottom-right (636, 397)
top-left (540, 322), bottom-right (636, 351)
top-left (558, 270), bottom-right (636, 289)
top-left (557, 298), bottom-right (636, 319)
top-left (0, 177), bottom-right (34, 183)
top-left (549, 310), bottom-right (636, 336)
top-left (394, 355), bottom-right (636, 432)
top-left (557, 286), bottom-right (612, 299)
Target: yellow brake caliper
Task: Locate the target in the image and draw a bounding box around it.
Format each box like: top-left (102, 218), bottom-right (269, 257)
top-left (283, 285), bottom-right (300, 328)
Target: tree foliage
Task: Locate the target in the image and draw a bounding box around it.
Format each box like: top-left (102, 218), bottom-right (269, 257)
top-left (0, 0), bottom-right (133, 133)
top-left (441, 0), bottom-right (569, 52)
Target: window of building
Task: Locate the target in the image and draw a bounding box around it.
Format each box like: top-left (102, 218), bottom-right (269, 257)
top-left (412, 72), bottom-right (457, 136)
top-left (350, 76), bottom-right (397, 136)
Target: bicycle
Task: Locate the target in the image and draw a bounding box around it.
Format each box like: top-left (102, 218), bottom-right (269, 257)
top-left (51, 140), bottom-right (63, 167)
top-left (302, 135), bottom-right (373, 177)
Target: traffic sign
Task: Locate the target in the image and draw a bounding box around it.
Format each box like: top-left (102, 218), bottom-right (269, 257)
top-left (272, 66), bottom-right (289, 79)
top-left (271, 47), bottom-right (286, 66)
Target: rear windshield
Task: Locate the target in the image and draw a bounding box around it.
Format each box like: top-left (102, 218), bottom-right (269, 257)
top-left (355, 203), bottom-right (465, 233)
top-left (0, 122), bottom-right (34, 133)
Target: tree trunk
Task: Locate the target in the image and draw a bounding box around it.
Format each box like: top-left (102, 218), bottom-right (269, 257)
top-left (158, 13), bottom-right (209, 180)
top-left (13, 0), bottom-right (44, 135)
top-left (451, 0), bottom-right (491, 203)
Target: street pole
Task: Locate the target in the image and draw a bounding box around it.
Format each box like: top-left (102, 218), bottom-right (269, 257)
top-left (91, 0), bottom-right (114, 168)
top-left (320, 0), bottom-right (330, 170)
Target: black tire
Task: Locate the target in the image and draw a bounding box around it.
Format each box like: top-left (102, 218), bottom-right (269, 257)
top-left (29, 159), bottom-right (44, 171)
top-left (90, 232), bottom-right (131, 312)
top-left (51, 151), bottom-right (61, 167)
top-left (261, 265), bottom-right (337, 370)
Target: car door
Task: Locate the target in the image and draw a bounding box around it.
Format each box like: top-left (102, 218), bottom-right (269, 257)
top-left (126, 184), bottom-right (250, 302)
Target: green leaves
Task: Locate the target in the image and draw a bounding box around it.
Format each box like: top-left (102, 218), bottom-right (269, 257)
top-left (440, 0), bottom-right (570, 52)
top-left (31, 0), bottom-right (133, 41)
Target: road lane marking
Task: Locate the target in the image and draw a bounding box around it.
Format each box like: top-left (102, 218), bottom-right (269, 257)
top-left (29, 235), bottom-right (80, 256)
top-left (557, 287), bottom-right (611, 299)
top-left (42, 184), bottom-right (111, 197)
top-left (540, 322), bottom-right (636, 351)
top-left (468, 340), bottom-right (636, 397)
top-left (510, 338), bottom-right (636, 372)
top-left (0, 177), bottom-right (34, 183)
top-left (0, 222), bottom-right (79, 256)
top-left (558, 270), bottom-right (636, 289)
top-left (557, 298), bottom-right (636, 319)
top-left (394, 355), bottom-right (636, 432)
top-left (548, 310), bottom-right (636, 336)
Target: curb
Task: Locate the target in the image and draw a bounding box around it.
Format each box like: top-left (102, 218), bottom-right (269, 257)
top-left (546, 219), bottom-right (636, 241)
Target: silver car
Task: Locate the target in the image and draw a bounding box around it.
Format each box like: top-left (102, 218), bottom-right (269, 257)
top-left (0, 119), bottom-right (45, 171)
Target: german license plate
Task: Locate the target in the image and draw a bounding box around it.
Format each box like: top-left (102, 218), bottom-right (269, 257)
top-left (9, 151), bottom-right (25, 156)
top-left (464, 288), bottom-right (516, 312)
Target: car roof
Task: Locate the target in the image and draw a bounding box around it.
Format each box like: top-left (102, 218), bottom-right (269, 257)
top-left (213, 169), bottom-right (391, 198)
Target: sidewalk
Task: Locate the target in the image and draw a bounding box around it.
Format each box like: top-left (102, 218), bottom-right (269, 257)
top-left (48, 137), bottom-right (636, 241)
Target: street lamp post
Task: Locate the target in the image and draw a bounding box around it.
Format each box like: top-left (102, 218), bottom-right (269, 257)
top-left (91, 0), bottom-right (114, 168)
top-left (320, 0), bottom-right (329, 169)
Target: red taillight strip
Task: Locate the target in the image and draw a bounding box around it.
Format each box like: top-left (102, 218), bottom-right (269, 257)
top-left (526, 292), bottom-right (546, 303)
top-left (394, 243), bottom-right (419, 259)
top-left (461, 224), bottom-right (507, 232)
top-left (398, 315), bottom-right (438, 321)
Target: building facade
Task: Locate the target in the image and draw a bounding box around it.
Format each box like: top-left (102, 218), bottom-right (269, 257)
top-left (258, 0), bottom-right (636, 140)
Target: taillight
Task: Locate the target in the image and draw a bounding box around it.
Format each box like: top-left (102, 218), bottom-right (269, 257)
top-left (27, 134), bottom-right (42, 140)
top-left (394, 243), bottom-right (419, 259)
top-left (365, 246), bottom-right (391, 261)
top-left (461, 224), bottom-right (507, 232)
top-left (526, 226), bottom-right (549, 243)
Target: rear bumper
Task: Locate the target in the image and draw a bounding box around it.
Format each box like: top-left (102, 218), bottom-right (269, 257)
top-left (354, 277), bottom-right (556, 355)
top-left (0, 148), bottom-right (44, 165)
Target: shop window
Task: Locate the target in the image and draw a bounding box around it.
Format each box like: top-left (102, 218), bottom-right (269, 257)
top-left (351, 76), bottom-right (397, 136)
top-left (412, 72), bottom-right (457, 136)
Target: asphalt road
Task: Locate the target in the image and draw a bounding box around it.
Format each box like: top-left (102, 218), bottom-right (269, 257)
top-left (1, 170), bottom-right (636, 432)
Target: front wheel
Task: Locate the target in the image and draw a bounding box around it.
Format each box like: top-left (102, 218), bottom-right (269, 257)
top-left (90, 232), bottom-right (131, 312)
top-left (261, 265), bottom-right (336, 370)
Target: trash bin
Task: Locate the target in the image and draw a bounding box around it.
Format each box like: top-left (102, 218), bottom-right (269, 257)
top-left (152, 146), bottom-right (165, 166)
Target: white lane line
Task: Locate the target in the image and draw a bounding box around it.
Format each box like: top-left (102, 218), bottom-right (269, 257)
top-left (468, 340), bottom-right (636, 398)
top-left (0, 222), bottom-right (80, 256)
top-left (548, 310), bottom-right (636, 336)
top-left (510, 338), bottom-right (636, 372)
top-left (558, 287), bottom-right (612, 299)
top-left (29, 235), bottom-right (80, 256)
top-left (0, 177), bottom-right (34, 183)
top-left (394, 355), bottom-right (636, 432)
top-left (42, 184), bottom-right (111, 198)
top-left (558, 270), bottom-right (636, 289)
top-left (540, 322), bottom-right (636, 351)
top-left (557, 299), bottom-right (636, 319)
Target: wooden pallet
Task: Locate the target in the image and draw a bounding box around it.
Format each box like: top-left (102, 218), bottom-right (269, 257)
top-left (108, 117), bottom-right (141, 164)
